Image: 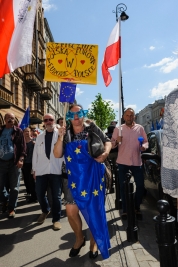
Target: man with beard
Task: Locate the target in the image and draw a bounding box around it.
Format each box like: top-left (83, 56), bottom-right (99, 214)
top-left (32, 114), bottom-right (63, 230)
top-left (0, 113), bottom-right (26, 218)
top-left (111, 108), bottom-right (148, 220)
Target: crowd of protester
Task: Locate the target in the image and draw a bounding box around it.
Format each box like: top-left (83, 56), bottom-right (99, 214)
top-left (0, 107), bottom-right (147, 260)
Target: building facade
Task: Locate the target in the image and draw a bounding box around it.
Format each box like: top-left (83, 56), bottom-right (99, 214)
top-left (0, 0), bottom-right (63, 128)
top-left (135, 99), bottom-right (165, 133)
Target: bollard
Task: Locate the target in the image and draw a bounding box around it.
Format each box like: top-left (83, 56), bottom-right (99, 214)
top-left (124, 171), bottom-right (138, 242)
top-left (109, 160), bottom-right (114, 193)
top-left (153, 200), bottom-right (178, 267)
top-left (115, 165), bottom-right (122, 209)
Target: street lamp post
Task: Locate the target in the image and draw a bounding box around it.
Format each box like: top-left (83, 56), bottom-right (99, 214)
top-left (112, 4), bottom-right (129, 210)
top-left (113, 3), bottom-right (129, 122)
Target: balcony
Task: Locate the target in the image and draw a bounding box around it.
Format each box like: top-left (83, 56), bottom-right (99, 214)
top-left (40, 83), bottom-right (52, 100)
top-left (30, 110), bottom-right (43, 125)
top-left (0, 85), bottom-right (13, 109)
top-left (25, 72), bottom-right (42, 91)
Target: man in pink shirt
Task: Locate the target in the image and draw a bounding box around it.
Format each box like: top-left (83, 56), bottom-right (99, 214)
top-left (111, 108), bottom-right (148, 220)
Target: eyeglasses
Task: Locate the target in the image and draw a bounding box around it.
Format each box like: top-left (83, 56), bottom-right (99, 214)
top-left (43, 118), bottom-right (54, 122)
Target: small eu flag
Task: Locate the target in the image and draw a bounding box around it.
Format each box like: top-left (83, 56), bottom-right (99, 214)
top-left (20, 107), bottom-right (30, 130)
top-left (59, 82), bottom-right (76, 103)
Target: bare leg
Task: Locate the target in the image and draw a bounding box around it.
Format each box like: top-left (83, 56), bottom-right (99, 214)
top-left (90, 232), bottom-right (98, 252)
top-left (66, 204), bottom-right (84, 248)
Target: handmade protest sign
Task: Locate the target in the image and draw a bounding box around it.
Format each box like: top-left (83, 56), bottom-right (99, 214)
top-left (44, 43), bottom-right (98, 85)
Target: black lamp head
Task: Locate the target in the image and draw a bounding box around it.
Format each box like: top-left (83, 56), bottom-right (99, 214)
top-left (120, 11), bottom-right (129, 21)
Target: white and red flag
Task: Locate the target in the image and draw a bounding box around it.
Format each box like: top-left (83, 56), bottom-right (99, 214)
top-left (0, 0), bottom-right (37, 78)
top-left (102, 20), bottom-right (121, 87)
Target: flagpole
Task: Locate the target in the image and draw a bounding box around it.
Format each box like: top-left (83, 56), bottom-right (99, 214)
top-left (118, 58), bottom-right (122, 138)
top-left (63, 102), bottom-right (68, 126)
top-left (113, 3), bottom-right (129, 139)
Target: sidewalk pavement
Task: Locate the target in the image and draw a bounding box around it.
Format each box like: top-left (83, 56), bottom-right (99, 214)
top-left (0, 182), bottom-right (162, 267)
top-left (105, 192), bottom-right (160, 267)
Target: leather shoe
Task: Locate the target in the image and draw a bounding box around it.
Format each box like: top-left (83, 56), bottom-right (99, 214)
top-left (89, 250), bottom-right (98, 259)
top-left (69, 237), bottom-right (85, 257)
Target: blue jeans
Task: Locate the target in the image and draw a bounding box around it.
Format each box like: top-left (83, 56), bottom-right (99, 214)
top-left (118, 164), bottom-right (144, 213)
top-left (0, 159), bottom-right (21, 211)
top-left (36, 174), bottom-right (62, 222)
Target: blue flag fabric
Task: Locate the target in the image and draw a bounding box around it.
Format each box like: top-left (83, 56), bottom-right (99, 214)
top-left (156, 120), bottom-right (161, 130)
top-left (59, 82), bottom-right (76, 103)
top-left (64, 140), bottom-right (111, 259)
top-left (20, 107), bottom-right (30, 130)
top-left (151, 121), bottom-right (154, 131)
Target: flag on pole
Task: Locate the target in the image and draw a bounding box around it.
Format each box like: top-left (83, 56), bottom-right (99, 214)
top-left (0, 0), bottom-right (37, 78)
top-left (20, 107), bottom-right (30, 130)
top-left (102, 20), bottom-right (121, 87)
top-left (59, 82), bottom-right (76, 103)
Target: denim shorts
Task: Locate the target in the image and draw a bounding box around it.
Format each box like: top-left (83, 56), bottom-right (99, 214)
top-left (62, 178), bottom-right (76, 205)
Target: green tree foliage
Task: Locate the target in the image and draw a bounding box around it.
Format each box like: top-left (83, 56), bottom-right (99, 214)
top-left (88, 93), bottom-right (116, 130)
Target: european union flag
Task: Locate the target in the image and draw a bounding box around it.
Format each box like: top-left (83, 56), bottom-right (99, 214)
top-left (59, 82), bottom-right (76, 103)
top-left (64, 140), bottom-right (110, 259)
top-left (20, 107), bottom-right (30, 130)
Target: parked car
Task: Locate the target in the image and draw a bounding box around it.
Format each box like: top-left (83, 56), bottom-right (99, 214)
top-left (141, 129), bottom-right (177, 219)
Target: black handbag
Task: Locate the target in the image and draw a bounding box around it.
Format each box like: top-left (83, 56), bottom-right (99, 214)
top-left (88, 129), bottom-right (105, 158)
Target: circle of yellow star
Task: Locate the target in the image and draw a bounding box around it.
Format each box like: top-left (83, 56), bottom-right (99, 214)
top-left (100, 184), bottom-right (103, 191)
top-left (67, 156), bottom-right (72, 162)
top-left (74, 148), bottom-right (81, 154)
top-left (68, 169), bottom-right (71, 175)
top-left (71, 182), bottom-right (76, 189)
top-left (102, 177), bottom-right (105, 182)
top-left (81, 190), bottom-right (87, 197)
top-left (93, 189), bottom-right (99, 196)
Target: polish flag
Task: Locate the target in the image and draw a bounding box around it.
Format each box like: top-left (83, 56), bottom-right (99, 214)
top-left (0, 0), bottom-right (37, 78)
top-left (102, 20), bottom-right (121, 87)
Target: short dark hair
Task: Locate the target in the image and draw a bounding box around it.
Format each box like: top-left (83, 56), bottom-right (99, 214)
top-left (69, 104), bottom-right (83, 110)
top-left (56, 117), bottom-right (64, 124)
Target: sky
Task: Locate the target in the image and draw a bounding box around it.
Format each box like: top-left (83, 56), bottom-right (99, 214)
top-left (42, 0), bottom-right (178, 121)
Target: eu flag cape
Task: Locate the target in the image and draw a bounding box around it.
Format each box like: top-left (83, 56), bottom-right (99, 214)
top-left (64, 140), bottom-right (110, 259)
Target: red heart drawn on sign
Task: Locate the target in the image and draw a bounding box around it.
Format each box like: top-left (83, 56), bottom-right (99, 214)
top-left (58, 60), bottom-right (63, 64)
top-left (80, 60), bottom-right (85, 65)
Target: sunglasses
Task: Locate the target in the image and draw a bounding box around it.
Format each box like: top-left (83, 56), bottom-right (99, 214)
top-left (43, 118), bottom-right (54, 122)
top-left (66, 110), bottom-right (88, 120)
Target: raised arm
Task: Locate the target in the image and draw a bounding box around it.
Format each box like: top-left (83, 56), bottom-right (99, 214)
top-left (53, 126), bottom-right (66, 158)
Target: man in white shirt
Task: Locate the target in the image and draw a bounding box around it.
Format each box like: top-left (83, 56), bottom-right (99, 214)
top-left (32, 114), bottom-right (63, 230)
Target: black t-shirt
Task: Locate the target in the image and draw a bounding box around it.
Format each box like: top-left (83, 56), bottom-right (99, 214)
top-left (24, 140), bottom-right (34, 163)
top-left (45, 131), bottom-right (53, 159)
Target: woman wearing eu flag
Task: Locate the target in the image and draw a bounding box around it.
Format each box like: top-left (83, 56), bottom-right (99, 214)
top-left (54, 104), bottom-right (112, 260)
